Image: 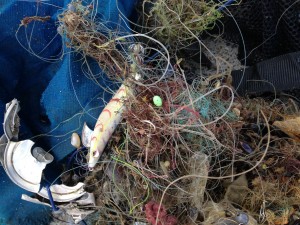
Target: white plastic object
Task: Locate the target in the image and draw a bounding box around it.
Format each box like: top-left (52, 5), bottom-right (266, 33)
top-left (38, 182), bottom-right (86, 202)
top-left (1, 99), bottom-right (88, 203)
top-left (62, 204), bottom-right (95, 224)
top-left (0, 135), bottom-right (8, 164)
top-left (1, 99), bottom-right (53, 193)
top-left (71, 132), bottom-right (81, 148)
top-left (22, 192), bottom-right (95, 224)
top-left (3, 99), bottom-right (20, 141)
top-left (2, 140), bottom-right (53, 193)
top-left (76, 192), bottom-right (96, 206)
top-left (81, 122), bottom-right (93, 148)
top-left (21, 194), bottom-right (51, 207)
top-left (22, 192), bottom-right (95, 207)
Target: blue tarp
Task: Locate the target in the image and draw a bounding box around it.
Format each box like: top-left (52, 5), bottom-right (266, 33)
top-left (0, 0), bottom-right (136, 224)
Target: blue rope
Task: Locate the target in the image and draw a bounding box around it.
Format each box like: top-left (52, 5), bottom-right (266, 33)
top-left (67, 147), bottom-right (87, 170)
top-left (46, 184), bottom-right (59, 211)
top-left (81, 220), bottom-right (88, 225)
top-left (47, 183), bottom-right (89, 224)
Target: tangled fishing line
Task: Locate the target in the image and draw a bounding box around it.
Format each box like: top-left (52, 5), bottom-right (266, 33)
top-left (13, 0), bottom-right (300, 224)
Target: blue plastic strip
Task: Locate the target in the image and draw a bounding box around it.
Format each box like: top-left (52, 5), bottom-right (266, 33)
top-left (46, 185), bottom-right (59, 211)
top-left (81, 220), bottom-right (88, 225)
top-left (218, 0), bottom-right (236, 11)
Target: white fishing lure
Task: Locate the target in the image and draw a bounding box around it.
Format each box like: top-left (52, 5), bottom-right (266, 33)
top-left (85, 84), bottom-right (127, 170)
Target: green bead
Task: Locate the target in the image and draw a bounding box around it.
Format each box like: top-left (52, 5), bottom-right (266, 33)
top-left (153, 95), bottom-right (163, 107)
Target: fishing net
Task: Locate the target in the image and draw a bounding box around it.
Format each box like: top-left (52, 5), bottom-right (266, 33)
top-left (220, 0), bottom-right (300, 65)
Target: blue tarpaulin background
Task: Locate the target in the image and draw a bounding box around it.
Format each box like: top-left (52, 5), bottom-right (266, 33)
top-left (0, 0), bottom-right (136, 224)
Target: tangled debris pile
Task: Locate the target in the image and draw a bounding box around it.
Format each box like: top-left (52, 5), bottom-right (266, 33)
top-left (3, 0), bottom-right (299, 225)
top-left (57, 1), bottom-right (300, 224)
top-left (141, 0), bottom-right (223, 46)
top-left (81, 85), bottom-right (300, 225)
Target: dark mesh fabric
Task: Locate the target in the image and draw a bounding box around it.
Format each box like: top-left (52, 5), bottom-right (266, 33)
top-left (220, 0), bottom-right (300, 65)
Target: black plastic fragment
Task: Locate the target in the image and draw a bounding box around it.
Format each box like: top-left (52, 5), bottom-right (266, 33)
top-left (232, 51), bottom-right (300, 96)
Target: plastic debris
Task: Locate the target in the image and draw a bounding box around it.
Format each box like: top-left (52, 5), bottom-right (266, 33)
top-left (273, 117), bottom-right (300, 142)
top-left (224, 174), bottom-right (249, 206)
top-left (0, 99), bottom-right (93, 224)
top-left (203, 202), bottom-right (257, 225)
top-left (3, 99), bottom-right (20, 140)
top-left (37, 183), bottom-right (86, 203)
top-left (3, 140), bottom-right (53, 193)
top-left (240, 142), bottom-right (253, 154)
top-left (71, 132), bottom-right (81, 149)
top-left (23, 190), bottom-right (96, 224)
top-left (61, 205), bottom-right (95, 224)
top-left (153, 95), bottom-right (163, 107)
top-left (21, 194), bottom-right (51, 207)
top-left (0, 99), bottom-right (53, 192)
top-left (216, 212), bottom-right (251, 225)
top-left (81, 122), bottom-right (93, 148)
